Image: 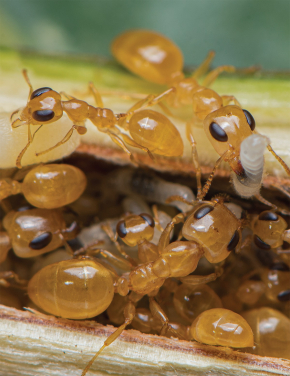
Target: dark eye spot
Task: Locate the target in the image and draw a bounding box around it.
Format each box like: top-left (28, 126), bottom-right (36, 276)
top-left (249, 273), bottom-right (261, 281)
top-left (243, 109), bottom-right (255, 131)
top-left (277, 290), bottom-right (290, 302)
top-left (258, 211), bottom-right (279, 221)
top-left (254, 235), bottom-right (271, 250)
top-left (209, 122), bottom-right (228, 142)
top-left (227, 230), bottom-right (240, 251)
top-left (32, 110), bottom-right (55, 122)
top-left (140, 213), bottom-right (155, 228)
top-left (116, 220), bottom-right (127, 238)
top-left (30, 87), bottom-right (52, 100)
top-left (270, 262), bottom-right (290, 271)
top-left (194, 205), bottom-right (214, 219)
top-left (29, 232), bottom-right (53, 250)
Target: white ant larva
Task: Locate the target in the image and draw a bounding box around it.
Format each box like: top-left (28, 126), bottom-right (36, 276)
top-left (232, 134), bottom-right (269, 198)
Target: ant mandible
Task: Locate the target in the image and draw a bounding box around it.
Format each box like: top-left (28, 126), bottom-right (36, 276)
top-left (11, 70), bottom-right (183, 168)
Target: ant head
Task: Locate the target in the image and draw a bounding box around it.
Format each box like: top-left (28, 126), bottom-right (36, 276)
top-left (116, 213), bottom-right (155, 247)
top-left (26, 87), bottom-right (63, 124)
top-left (3, 208), bottom-right (66, 258)
top-left (252, 211), bottom-right (287, 250)
top-left (182, 201), bottom-right (241, 263)
top-left (204, 106), bottom-right (255, 168)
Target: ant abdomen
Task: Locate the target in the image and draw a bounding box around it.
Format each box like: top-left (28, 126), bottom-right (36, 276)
top-left (190, 308), bottom-right (254, 347)
top-left (128, 109), bottom-right (184, 157)
top-left (28, 259), bottom-right (115, 319)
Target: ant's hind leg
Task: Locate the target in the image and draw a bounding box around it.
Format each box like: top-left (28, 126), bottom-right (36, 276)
top-left (81, 301), bottom-right (136, 376)
top-left (22, 69), bottom-right (34, 99)
top-left (186, 122), bottom-right (202, 197)
top-left (120, 133), bottom-right (155, 161)
top-left (179, 265), bottom-right (223, 286)
top-left (202, 65), bottom-right (235, 88)
top-left (105, 129), bottom-right (139, 164)
top-left (191, 51), bottom-right (216, 80)
top-left (88, 82), bottom-right (104, 108)
top-left (126, 88), bottom-right (176, 117)
top-left (149, 298), bottom-right (188, 340)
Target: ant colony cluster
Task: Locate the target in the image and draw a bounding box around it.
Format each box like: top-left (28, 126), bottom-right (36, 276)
top-left (1, 29), bottom-right (290, 375)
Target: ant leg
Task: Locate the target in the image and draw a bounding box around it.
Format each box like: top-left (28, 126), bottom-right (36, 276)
top-left (221, 95), bottom-right (242, 107)
top-left (254, 193), bottom-right (290, 216)
top-left (101, 223), bottom-right (137, 266)
top-left (149, 298), bottom-right (187, 340)
top-left (10, 109), bottom-right (25, 127)
top-left (22, 69), bottom-right (34, 99)
top-left (186, 122), bottom-right (202, 197)
top-left (197, 149), bottom-right (230, 201)
top-left (16, 123), bottom-right (44, 168)
top-left (104, 129), bottom-right (138, 164)
top-left (165, 195), bottom-right (194, 207)
top-left (254, 193), bottom-right (277, 211)
top-left (0, 271), bottom-right (27, 288)
top-left (125, 88), bottom-right (176, 118)
top-left (191, 51), bottom-right (216, 80)
top-left (59, 91), bottom-right (75, 100)
top-left (158, 212), bottom-right (186, 253)
top-left (179, 265), bottom-right (223, 285)
top-left (267, 144), bottom-right (290, 176)
top-left (100, 90), bottom-right (146, 101)
top-left (271, 183), bottom-right (290, 200)
top-left (120, 133), bottom-right (155, 160)
top-left (81, 300), bottom-right (136, 376)
top-left (88, 82), bottom-right (104, 108)
top-left (202, 65), bottom-right (236, 87)
top-left (35, 124), bottom-right (87, 156)
top-left (152, 205), bottom-right (164, 232)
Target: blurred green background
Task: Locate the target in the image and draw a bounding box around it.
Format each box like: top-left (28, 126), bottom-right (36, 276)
top-left (0, 0), bottom-right (289, 70)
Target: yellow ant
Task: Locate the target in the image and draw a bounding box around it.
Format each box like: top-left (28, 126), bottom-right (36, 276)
top-left (11, 70), bottom-right (183, 168)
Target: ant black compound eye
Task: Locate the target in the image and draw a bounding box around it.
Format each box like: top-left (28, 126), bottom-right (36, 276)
top-left (253, 235), bottom-right (271, 250)
top-left (258, 211), bottom-right (279, 221)
top-left (29, 232), bottom-right (53, 250)
top-left (140, 213), bottom-right (155, 228)
top-left (243, 109), bottom-right (255, 131)
top-left (116, 220), bottom-right (127, 238)
top-left (209, 122), bottom-right (228, 142)
top-left (30, 87), bottom-right (52, 100)
top-left (227, 230), bottom-right (240, 251)
top-left (277, 290), bottom-right (290, 302)
top-left (270, 262), bottom-right (290, 272)
top-left (194, 205), bottom-right (214, 219)
top-left (32, 110), bottom-right (55, 122)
